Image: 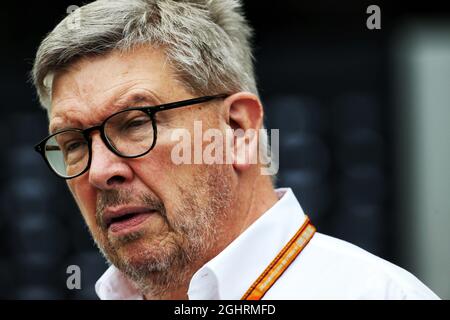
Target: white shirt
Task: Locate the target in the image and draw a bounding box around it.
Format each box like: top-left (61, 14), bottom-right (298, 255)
top-left (95, 188), bottom-right (440, 300)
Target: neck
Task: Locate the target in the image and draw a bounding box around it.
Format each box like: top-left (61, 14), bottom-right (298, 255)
top-left (142, 255), bottom-right (213, 300)
top-left (144, 287), bottom-right (188, 300)
top-left (238, 174), bottom-right (279, 234)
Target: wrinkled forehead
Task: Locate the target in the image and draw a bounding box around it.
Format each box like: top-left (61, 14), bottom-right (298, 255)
top-left (48, 46), bottom-right (185, 131)
top-left (50, 46), bottom-right (173, 107)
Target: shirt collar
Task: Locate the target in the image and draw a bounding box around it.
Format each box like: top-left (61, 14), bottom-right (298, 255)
top-left (95, 263), bottom-right (143, 300)
top-left (187, 187), bottom-right (306, 299)
top-left (95, 188), bottom-right (306, 300)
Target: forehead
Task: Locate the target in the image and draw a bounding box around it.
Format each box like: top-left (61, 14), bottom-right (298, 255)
top-left (49, 46), bottom-right (183, 132)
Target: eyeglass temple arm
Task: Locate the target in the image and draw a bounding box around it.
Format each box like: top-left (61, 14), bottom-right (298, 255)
top-left (44, 145), bottom-right (61, 151)
top-left (35, 144), bottom-right (60, 153)
top-left (148, 93), bottom-right (229, 113)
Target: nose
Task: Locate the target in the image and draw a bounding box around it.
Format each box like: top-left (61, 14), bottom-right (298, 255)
top-left (88, 132), bottom-right (134, 190)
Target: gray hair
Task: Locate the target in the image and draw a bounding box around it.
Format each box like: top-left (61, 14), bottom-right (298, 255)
top-left (32, 0), bottom-right (258, 111)
top-left (31, 0), bottom-right (278, 181)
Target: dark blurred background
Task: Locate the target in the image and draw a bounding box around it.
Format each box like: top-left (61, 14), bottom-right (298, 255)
top-left (0, 0), bottom-right (449, 299)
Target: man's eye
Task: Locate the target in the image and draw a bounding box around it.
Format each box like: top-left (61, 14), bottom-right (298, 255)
top-left (128, 119), bottom-right (147, 127)
top-left (65, 140), bottom-right (86, 152)
top-left (124, 117), bottom-right (150, 129)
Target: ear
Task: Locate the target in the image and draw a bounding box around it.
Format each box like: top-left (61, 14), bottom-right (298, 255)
top-left (224, 92), bottom-right (264, 172)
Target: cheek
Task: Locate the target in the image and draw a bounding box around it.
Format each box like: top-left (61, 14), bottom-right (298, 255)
top-left (132, 142), bottom-right (192, 208)
top-left (133, 137), bottom-right (175, 180)
top-left (67, 179), bottom-right (98, 229)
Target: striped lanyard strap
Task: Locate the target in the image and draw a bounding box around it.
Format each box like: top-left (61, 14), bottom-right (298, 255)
top-left (241, 216), bottom-right (316, 300)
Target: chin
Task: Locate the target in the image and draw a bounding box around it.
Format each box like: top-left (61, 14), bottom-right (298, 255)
top-left (113, 230), bottom-right (182, 275)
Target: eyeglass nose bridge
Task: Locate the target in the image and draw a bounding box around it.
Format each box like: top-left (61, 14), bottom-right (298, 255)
top-left (82, 124), bottom-right (121, 158)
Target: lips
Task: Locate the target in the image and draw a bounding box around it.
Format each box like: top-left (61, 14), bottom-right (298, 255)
top-left (103, 206), bottom-right (155, 234)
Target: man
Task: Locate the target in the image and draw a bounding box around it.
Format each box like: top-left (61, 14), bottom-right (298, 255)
top-left (32, 0), bottom-right (438, 299)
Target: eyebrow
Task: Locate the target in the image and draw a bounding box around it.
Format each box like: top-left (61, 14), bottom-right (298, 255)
top-left (49, 119), bottom-right (81, 135)
top-left (49, 92), bottom-right (161, 134)
top-left (113, 92), bottom-right (160, 109)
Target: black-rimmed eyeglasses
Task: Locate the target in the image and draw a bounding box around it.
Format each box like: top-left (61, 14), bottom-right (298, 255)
top-left (34, 93), bottom-right (228, 179)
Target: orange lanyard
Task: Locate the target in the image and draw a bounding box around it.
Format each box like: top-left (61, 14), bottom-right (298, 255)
top-left (241, 216), bottom-right (316, 300)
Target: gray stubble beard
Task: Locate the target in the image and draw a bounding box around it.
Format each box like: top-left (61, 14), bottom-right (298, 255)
top-left (92, 164), bottom-right (234, 298)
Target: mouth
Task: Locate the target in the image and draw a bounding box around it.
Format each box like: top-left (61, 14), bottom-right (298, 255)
top-left (103, 207), bottom-right (155, 234)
